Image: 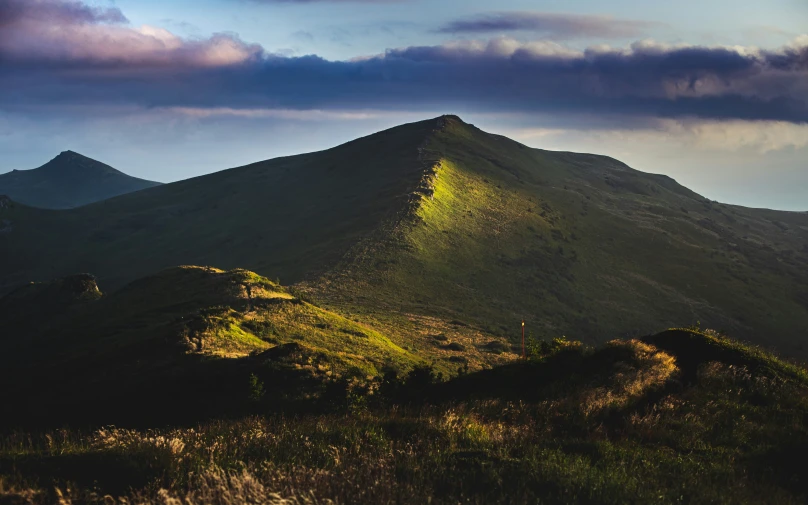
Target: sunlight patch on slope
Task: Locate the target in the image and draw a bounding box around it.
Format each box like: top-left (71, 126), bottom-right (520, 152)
top-left (581, 340), bottom-right (677, 416)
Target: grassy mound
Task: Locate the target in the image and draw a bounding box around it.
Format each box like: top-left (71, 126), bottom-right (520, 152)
top-left (644, 328), bottom-right (808, 383)
top-left (0, 266), bottom-right (421, 426)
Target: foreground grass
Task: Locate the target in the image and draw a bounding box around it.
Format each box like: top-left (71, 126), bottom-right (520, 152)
top-left (2, 332), bottom-right (808, 504)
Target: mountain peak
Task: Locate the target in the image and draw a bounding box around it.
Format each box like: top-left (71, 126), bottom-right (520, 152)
top-left (440, 114), bottom-right (464, 122)
top-left (55, 150), bottom-right (81, 159)
top-left (436, 114), bottom-right (466, 127)
top-left (0, 152), bottom-right (162, 209)
top-left (43, 150), bottom-right (121, 175)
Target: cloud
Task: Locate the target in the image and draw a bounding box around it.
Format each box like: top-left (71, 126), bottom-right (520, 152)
top-left (165, 107), bottom-right (395, 121)
top-left (509, 119), bottom-right (808, 154)
top-left (683, 120), bottom-right (808, 152)
top-left (438, 12), bottom-right (655, 39)
top-left (500, 118), bottom-right (808, 210)
top-left (0, 0), bottom-right (127, 27)
top-left (0, 0), bottom-right (262, 66)
top-left (1, 0), bottom-right (807, 125)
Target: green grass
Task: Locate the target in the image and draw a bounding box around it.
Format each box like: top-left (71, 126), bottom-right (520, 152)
top-left (0, 266), bottom-right (427, 427)
top-left (312, 116), bottom-right (808, 358)
top-left (0, 265), bottom-right (416, 370)
top-left (2, 329), bottom-right (808, 504)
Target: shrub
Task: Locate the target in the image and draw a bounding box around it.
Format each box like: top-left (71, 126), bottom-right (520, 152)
top-left (248, 373), bottom-right (265, 402)
top-left (525, 335), bottom-right (579, 361)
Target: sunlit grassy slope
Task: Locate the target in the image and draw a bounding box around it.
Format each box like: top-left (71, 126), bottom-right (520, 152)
top-left (314, 116), bottom-right (808, 355)
top-left (1, 115), bottom-right (807, 355)
top-left (0, 266), bottom-right (433, 425)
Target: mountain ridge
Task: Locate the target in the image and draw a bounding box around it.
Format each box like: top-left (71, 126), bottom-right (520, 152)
top-left (1, 115), bottom-right (807, 357)
top-left (307, 115), bottom-right (808, 355)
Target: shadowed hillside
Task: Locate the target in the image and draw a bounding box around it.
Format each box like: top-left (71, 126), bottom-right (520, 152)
top-left (1, 116), bottom-right (806, 356)
top-left (0, 120), bottom-right (435, 292)
top-left (0, 151), bottom-right (161, 209)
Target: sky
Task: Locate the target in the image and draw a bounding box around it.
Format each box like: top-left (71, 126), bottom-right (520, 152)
top-left (0, 0), bottom-right (806, 210)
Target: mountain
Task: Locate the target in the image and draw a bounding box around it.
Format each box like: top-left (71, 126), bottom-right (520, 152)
top-left (0, 150), bottom-right (162, 209)
top-left (3, 117), bottom-right (808, 503)
top-left (1, 116), bottom-right (807, 356)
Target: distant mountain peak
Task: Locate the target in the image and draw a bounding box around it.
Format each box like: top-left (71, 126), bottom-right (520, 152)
top-left (0, 152), bottom-right (161, 209)
top-left (56, 150), bottom-right (93, 159)
top-left (440, 114), bottom-right (463, 121)
top-left (436, 114), bottom-right (467, 127)
top-left (40, 150), bottom-right (122, 176)
top-left (55, 150), bottom-right (78, 160)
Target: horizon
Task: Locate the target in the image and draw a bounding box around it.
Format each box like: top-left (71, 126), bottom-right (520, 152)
top-left (6, 114), bottom-right (808, 213)
top-left (1, 0), bottom-right (807, 210)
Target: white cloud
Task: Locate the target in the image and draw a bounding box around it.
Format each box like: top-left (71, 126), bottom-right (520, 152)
top-left (684, 120), bottom-right (808, 153)
top-left (506, 118), bottom-right (808, 154)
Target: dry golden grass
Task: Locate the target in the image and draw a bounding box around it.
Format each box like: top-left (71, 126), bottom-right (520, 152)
top-left (0, 478), bottom-right (43, 505)
top-left (579, 340), bottom-right (677, 416)
top-left (123, 469), bottom-right (329, 505)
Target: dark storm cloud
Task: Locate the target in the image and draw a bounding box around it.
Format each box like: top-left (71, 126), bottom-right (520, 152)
top-left (1, 0), bottom-right (806, 124)
top-left (0, 0), bottom-right (127, 27)
top-left (438, 12), bottom-right (654, 39)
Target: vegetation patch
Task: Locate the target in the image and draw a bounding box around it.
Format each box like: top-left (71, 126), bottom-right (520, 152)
top-left (3, 329), bottom-right (808, 504)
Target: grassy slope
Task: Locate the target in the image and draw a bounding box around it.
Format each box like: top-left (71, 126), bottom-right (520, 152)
top-left (0, 151), bottom-right (161, 209)
top-left (1, 116), bottom-right (807, 356)
top-left (0, 266), bottom-right (430, 426)
top-left (2, 265), bottom-right (417, 369)
top-left (314, 116), bottom-right (808, 355)
top-left (0, 121), bottom-right (434, 292)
